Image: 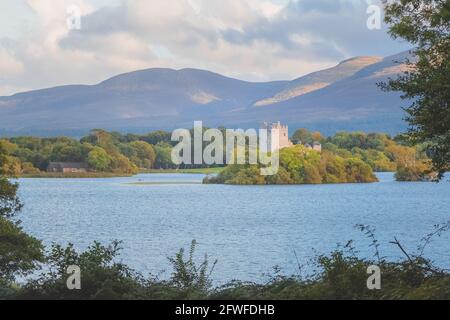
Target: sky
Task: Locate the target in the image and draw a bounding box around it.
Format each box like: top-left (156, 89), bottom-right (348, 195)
top-left (0, 0), bottom-right (410, 96)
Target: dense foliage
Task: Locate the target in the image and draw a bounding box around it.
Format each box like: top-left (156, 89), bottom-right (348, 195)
top-left (324, 131), bottom-right (436, 181)
top-left (0, 128), bottom-right (231, 176)
top-left (0, 130), bottom-right (175, 175)
top-left (2, 236), bottom-right (449, 300)
top-left (205, 145), bottom-right (378, 185)
top-left (382, 0), bottom-right (450, 179)
top-left (206, 130), bottom-right (435, 184)
top-left (0, 128), bottom-right (436, 181)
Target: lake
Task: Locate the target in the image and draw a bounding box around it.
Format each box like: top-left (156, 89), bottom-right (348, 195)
top-left (17, 173), bottom-right (450, 284)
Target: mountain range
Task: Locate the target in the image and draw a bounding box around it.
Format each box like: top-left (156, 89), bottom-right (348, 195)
top-left (0, 51), bottom-right (412, 137)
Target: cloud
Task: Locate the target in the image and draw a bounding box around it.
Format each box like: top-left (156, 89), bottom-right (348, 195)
top-left (0, 47), bottom-right (24, 77)
top-left (0, 0), bottom-right (410, 95)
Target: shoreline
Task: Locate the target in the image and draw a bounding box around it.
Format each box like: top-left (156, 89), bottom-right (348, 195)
top-left (19, 172), bottom-right (135, 179)
top-left (17, 167), bottom-right (225, 179)
top-left (142, 168), bottom-right (225, 174)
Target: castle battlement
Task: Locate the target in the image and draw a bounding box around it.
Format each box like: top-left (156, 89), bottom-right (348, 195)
top-left (261, 121), bottom-right (322, 153)
top-left (262, 121), bottom-right (288, 130)
top-left (261, 121), bottom-right (293, 152)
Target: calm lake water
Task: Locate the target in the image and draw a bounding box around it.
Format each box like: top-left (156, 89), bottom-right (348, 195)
top-left (17, 173), bottom-right (450, 283)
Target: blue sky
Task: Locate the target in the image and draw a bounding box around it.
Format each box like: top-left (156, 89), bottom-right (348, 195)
top-left (0, 0), bottom-right (410, 95)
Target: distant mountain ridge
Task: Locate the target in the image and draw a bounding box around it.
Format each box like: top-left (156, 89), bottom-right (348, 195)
top-left (254, 56), bottom-right (382, 106)
top-left (0, 51), bottom-right (412, 137)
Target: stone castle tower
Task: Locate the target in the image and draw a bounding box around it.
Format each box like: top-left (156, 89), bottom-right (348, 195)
top-left (261, 121), bottom-right (293, 152)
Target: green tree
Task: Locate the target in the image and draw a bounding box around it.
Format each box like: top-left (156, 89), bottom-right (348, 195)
top-left (311, 131), bottom-right (326, 144)
top-left (292, 128), bottom-right (312, 145)
top-left (0, 177), bottom-right (22, 219)
top-left (83, 130), bottom-right (119, 155)
top-left (128, 141), bottom-right (156, 169)
top-left (0, 141), bottom-right (21, 176)
top-left (0, 145), bottom-right (22, 218)
top-left (343, 158), bottom-right (378, 183)
top-left (50, 143), bottom-right (84, 162)
top-left (110, 154), bottom-right (138, 174)
top-left (0, 148), bottom-right (44, 290)
top-left (143, 130), bottom-right (172, 146)
top-left (0, 218), bottom-right (44, 287)
top-left (0, 140), bottom-right (18, 154)
top-left (154, 143), bottom-right (174, 169)
top-left (382, 0), bottom-right (450, 179)
top-left (87, 147), bottom-right (112, 171)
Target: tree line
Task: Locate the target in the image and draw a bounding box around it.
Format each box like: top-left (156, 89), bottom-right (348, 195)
top-left (0, 130), bottom-right (175, 175)
top-left (0, 128), bottom-right (436, 181)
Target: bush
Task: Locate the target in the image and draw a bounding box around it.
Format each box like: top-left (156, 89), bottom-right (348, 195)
top-left (395, 162), bottom-right (437, 182)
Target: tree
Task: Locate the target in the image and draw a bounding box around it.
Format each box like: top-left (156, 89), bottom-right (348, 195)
top-left (84, 129), bottom-right (119, 155)
top-left (385, 144), bottom-right (417, 168)
top-left (0, 141), bottom-right (21, 176)
top-left (0, 140), bottom-right (18, 154)
top-left (142, 130), bottom-right (172, 146)
top-left (312, 131), bottom-right (326, 143)
top-left (0, 177), bottom-right (22, 219)
top-left (129, 141), bottom-right (156, 169)
top-left (395, 161), bottom-right (435, 181)
top-left (382, 0), bottom-right (450, 179)
top-left (49, 142), bottom-right (85, 162)
top-left (0, 148), bottom-right (43, 288)
top-left (292, 128), bottom-right (312, 145)
top-left (0, 146), bottom-right (22, 218)
top-left (0, 156), bottom-right (22, 176)
top-left (154, 143), bottom-right (174, 169)
top-left (0, 218), bottom-right (44, 286)
top-left (110, 154), bottom-right (138, 174)
top-left (87, 147), bottom-right (111, 171)
top-left (343, 158), bottom-right (378, 183)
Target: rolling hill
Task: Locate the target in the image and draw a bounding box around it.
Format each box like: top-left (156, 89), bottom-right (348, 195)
top-left (0, 51), bottom-right (412, 136)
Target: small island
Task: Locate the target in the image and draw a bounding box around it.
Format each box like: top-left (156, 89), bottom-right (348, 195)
top-left (204, 124), bottom-right (435, 185)
top-left (204, 144), bottom-right (378, 185)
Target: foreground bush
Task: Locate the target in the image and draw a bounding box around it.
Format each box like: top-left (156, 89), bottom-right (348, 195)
top-left (2, 235), bottom-right (449, 300)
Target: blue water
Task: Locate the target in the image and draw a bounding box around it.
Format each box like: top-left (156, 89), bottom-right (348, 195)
top-left (16, 173), bottom-right (450, 283)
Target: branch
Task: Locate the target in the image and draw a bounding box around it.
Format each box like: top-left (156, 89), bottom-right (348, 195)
top-left (390, 237), bottom-right (414, 264)
top-left (390, 237), bottom-right (445, 276)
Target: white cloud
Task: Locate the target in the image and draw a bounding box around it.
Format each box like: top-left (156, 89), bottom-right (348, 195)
top-left (0, 47), bottom-right (24, 76)
top-left (0, 0), bottom-right (409, 95)
top-left (0, 85), bottom-right (29, 97)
